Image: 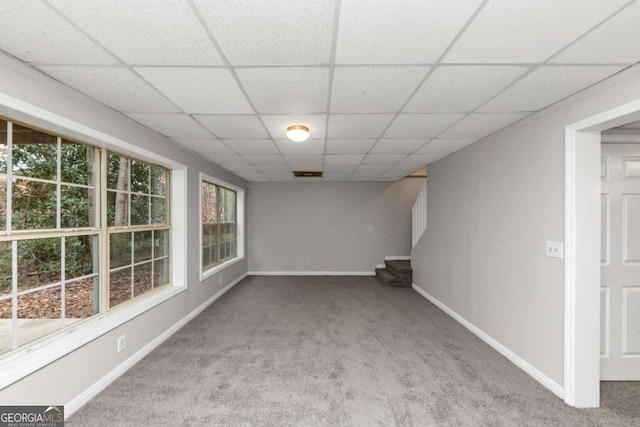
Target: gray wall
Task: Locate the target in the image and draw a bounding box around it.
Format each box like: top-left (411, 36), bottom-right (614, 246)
top-left (0, 53), bottom-right (248, 404)
top-left (412, 64), bottom-right (640, 387)
top-left (248, 180), bottom-right (424, 273)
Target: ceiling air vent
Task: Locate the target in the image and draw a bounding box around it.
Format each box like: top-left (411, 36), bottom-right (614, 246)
top-left (293, 171), bottom-right (323, 178)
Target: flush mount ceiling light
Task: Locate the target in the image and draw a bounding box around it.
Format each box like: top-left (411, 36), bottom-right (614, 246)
top-left (286, 125), bottom-right (310, 142)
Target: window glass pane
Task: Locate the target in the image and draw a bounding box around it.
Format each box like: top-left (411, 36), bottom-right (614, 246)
top-left (221, 188), bottom-right (236, 223)
top-left (0, 176), bottom-right (6, 231)
top-left (201, 182), bottom-right (217, 224)
top-left (109, 268), bottom-right (131, 308)
top-left (154, 229), bottom-right (168, 259)
top-left (153, 258), bottom-right (168, 288)
top-left (133, 231), bottom-right (152, 263)
top-left (61, 140), bottom-right (93, 186)
top-left (17, 286), bottom-right (62, 347)
top-left (107, 190), bottom-right (129, 227)
top-left (12, 179), bottom-right (56, 230)
top-left (61, 186), bottom-right (93, 228)
top-left (150, 196), bottom-right (166, 224)
top-left (202, 246), bottom-right (211, 268)
top-left (17, 238), bottom-right (61, 292)
top-left (65, 235), bottom-right (97, 280)
top-left (12, 124), bottom-right (57, 180)
top-left (131, 194), bottom-right (149, 225)
top-left (130, 160), bottom-right (149, 194)
top-left (0, 296), bottom-right (11, 354)
top-left (0, 119), bottom-right (7, 174)
top-left (65, 278), bottom-right (98, 319)
top-left (151, 167), bottom-right (166, 196)
top-left (133, 262), bottom-right (152, 297)
top-left (0, 241), bottom-right (10, 297)
top-left (108, 154), bottom-right (129, 191)
top-left (110, 233), bottom-right (131, 269)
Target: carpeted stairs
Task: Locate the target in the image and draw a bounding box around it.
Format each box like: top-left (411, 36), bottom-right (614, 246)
top-left (375, 259), bottom-right (412, 287)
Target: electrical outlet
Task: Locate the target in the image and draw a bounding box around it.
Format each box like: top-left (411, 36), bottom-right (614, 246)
top-left (546, 241), bottom-right (564, 259)
top-left (367, 226), bottom-right (374, 232)
top-left (117, 334), bottom-right (126, 353)
top-left (306, 260), bottom-right (312, 266)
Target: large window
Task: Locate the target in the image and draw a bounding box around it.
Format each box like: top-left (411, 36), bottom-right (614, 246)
top-left (0, 118), bottom-right (171, 357)
top-left (201, 180), bottom-right (237, 273)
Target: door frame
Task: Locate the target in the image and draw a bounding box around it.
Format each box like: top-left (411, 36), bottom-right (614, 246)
top-left (564, 98), bottom-right (640, 407)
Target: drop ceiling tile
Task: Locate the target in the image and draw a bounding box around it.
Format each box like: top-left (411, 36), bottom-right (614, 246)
top-left (324, 164), bottom-right (359, 172)
top-left (238, 173), bottom-right (269, 182)
top-left (388, 164), bottom-right (426, 174)
top-left (325, 154), bottom-right (366, 165)
top-left (255, 164), bottom-right (291, 173)
top-left (479, 66), bottom-right (624, 112)
top-left (371, 139), bottom-right (428, 154)
top-left (325, 139), bottom-right (377, 154)
top-left (351, 173), bottom-right (382, 181)
top-left (194, 115), bottom-right (268, 139)
top-left (383, 114), bottom-right (464, 138)
top-left (223, 164), bottom-right (260, 173)
top-left (0, 1), bottom-right (115, 65)
top-left (444, 0), bottom-right (629, 63)
top-left (362, 154), bottom-right (406, 165)
top-left (126, 113), bottom-right (212, 138)
top-left (135, 67), bottom-right (252, 114)
top-left (265, 173), bottom-right (295, 181)
top-left (439, 113), bottom-right (530, 138)
top-left (193, 0), bottom-right (334, 65)
top-left (236, 68), bottom-right (328, 114)
top-left (331, 67), bottom-right (428, 113)
top-left (399, 154), bottom-right (447, 165)
top-left (416, 138), bottom-right (478, 154)
top-left (323, 173), bottom-right (354, 180)
top-left (38, 66), bottom-right (179, 112)
top-left (336, 0), bottom-right (482, 64)
top-left (172, 138), bottom-right (234, 155)
top-left (50, 0), bottom-right (223, 65)
top-left (205, 154), bottom-right (249, 165)
top-left (261, 115), bottom-right (327, 140)
top-left (242, 155), bottom-right (287, 165)
top-left (405, 66), bottom-right (529, 113)
top-left (328, 115), bottom-right (395, 138)
top-left (275, 139), bottom-right (325, 155)
top-left (551, 2), bottom-right (640, 64)
top-left (285, 155), bottom-right (324, 167)
top-left (222, 139), bottom-right (279, 155)
top-left (356, 164), bottom-right (393, 173)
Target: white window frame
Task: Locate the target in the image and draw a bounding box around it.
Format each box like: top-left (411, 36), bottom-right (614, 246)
top-left (199, 172), bottom-right (245, 281)
top-left (0, 93), bottom-right (188, 390)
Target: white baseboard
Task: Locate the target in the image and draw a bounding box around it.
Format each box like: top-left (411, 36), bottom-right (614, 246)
top-left (376, 264), bottom-right (385, 269)
top-left (247, 271), bottom-right (375, 276)
top-left (385, 256), bottom-right (411, 261)
top-left (65, 273), bottom-right (248, 419)
top-left (411, 283), bottom-right (564, 399)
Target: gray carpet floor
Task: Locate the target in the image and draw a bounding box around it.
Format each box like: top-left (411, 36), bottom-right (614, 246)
top-left (68, 276), bottom-right (640, 426)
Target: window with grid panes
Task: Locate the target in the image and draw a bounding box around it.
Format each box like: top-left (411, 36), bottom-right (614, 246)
top-left (201, 181), bottom-right (237, 272)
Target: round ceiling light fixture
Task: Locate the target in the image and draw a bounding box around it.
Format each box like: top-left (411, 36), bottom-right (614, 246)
top-left (286, 125), bottom-right (310, 142)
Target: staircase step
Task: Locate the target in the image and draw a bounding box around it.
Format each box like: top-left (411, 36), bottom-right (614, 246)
top-left (385, 260), bottom-right (412, 273)
top-left (375, 268), bottom-right (401, 286)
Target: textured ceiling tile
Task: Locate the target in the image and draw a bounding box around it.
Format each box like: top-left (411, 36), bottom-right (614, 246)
top-left (284, 155), bottom-right (325, 166)
top-left (551, 2), bottom-right (640, 64)
top-left (399, 153), bottom-right (447, 165)
top-left (172, 138), bottom-right (234, 155)
top-left (135, 67), bottom-right (252, 114)
top-left (261, 115), bottom-right (327, 140)
top-left (236, 173), bottom-right (269, 182)
top-left (416, 138), bottom-right (478, 154)
top-left (193, 0), bottom-right (334, 65)
top-left (351, 173), bottom-right (382, 181)
top-left (388, 164), bottom-right (426, 174)
top-left (50, 0), bottom-right (223, 65)
top-left (325, 154), bottom-right (366, 165)
top-left (323, 173), bottom-right (354, 180)
top-left (439, 113), bottom-right (530, 138)
top-left (194, 115), bottom-right (268, 139)
top-left (0, 1), bottom-right (115, 65)
top-left (444, 0), bottom-right (629, 63)
top-left (336, 0), bottom-right (482, 64)
top-left (255, 164), bottom-right (291, 173)
top-left (223, 163), bottom-right (259, 173)
top-left (331, 67), bottom-right (428, 113)
top-left (222, 139), bottom-right (279, 155)
top-left (324, 164), bottom-right (359, 172)
top-left (37, 66), bottom-right (179, 112)
top-left (362, 154), bottom-right (406, 165)
top-left (206, 155), bottom-right (250, 165)
top-left (325, 139), bottom-right (377, 154)
top-left (405, 66), bottom-right (528, 113)
top-left (356, 164), bottom-right (392, 173)
top-left (237, 67), bottom-right (328, 114)
top-left (370, 139), bottom-right (428, 154)
top-left (479, 66), bottom-right (624, 112)
top-left (383, 114), bottom-right (464, 138)
top-left (275, 139), bottom-right (325, 155)
top-left (126, 113), bottom-right (212, 138)
top-left (242, 155), bottom-right (287, 165)
top-left (328, 115), bottom-right (395, 138)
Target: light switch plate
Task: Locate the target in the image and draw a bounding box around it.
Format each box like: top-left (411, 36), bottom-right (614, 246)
top-left (546, 241), bottom-right (564, 259)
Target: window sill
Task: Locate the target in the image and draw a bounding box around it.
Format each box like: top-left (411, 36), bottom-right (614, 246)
top-left (0, 284), bottom-right (187, 390)
top-left (200, 256), bottom-right (245, 282)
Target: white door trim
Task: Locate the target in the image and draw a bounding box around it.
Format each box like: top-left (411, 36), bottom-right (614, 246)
top-left (564, 98), bottom-right (640, 408)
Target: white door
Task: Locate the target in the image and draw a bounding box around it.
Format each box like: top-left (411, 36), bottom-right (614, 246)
top-left (601, 144), bottom-right (640, 380)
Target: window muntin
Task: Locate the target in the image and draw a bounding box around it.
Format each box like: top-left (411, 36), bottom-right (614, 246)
top-left (0, 118), bottom-right (171, 357)
top-left (201, 181), bottom-right (237, 272)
